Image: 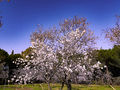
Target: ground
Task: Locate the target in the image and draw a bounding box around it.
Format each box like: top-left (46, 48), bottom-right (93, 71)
top-left (0, 84), bottom-right (120, 90)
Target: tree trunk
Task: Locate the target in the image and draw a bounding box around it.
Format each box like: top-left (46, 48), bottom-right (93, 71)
top-left (66, 83), bottom-right (71, 90)
top-left (48, 82), bottom-right (52, 90)
top-left (60, 82), bottom-right (64, 90)
top-left (66, 80), bottom-right (72, 90)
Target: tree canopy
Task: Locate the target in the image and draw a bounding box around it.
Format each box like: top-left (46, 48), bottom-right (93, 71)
top-left (105, 16), bottom-right (120, 45)
top-left (11, 16), bottom-right (106, 90)
top-left (97, 45), bottom-right (120, 77)
top-left (0, 48), bottom-right (9, 63)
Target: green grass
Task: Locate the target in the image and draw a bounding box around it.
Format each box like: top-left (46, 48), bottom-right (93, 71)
top-left (0, 84), bottom-right (120, 90)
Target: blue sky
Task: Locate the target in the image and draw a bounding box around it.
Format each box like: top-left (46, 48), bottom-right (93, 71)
top-left (0, 0), bottom-right (120, 54)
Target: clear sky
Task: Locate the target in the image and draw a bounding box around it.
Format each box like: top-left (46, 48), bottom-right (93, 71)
top-left (0, 0), bottom-right (120, 54)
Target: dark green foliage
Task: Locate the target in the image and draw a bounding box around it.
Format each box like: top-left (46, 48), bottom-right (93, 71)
top-left (0, 49), bottom-right (22, 84)
top-left (97, 45), bottom-right (120, 77)
top-left (7, 53), bottom-right (22, 69)
top-left (6, 51), bottom-right (22, 80)
top-left (21, 47), bottom-right (34, 60)
top-left (0, 49), bottom-right (9, 84)
top-left (0, 48), bottom-right (9, 63)
top-left (3, 50), bottom-right (22, 70)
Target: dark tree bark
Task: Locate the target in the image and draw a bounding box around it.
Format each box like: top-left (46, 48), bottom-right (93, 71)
top-left (48, 82), bottom-right (52, 90)
top-left (66, 79), bottom-right (72, 90)
top-left (60, 82), bottom-right (64, 90)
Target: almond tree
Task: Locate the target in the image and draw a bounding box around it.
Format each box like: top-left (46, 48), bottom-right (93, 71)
top-left (12, 28), bottom-right (59, 90)
top-left (12, 16), bottom-right (103, 90)
top-left (105, 16), bottom-right (120, 45)
top-left (55, 16), bottom-right (99, 90)
top-left (104, 16), bottom-right (120, 84)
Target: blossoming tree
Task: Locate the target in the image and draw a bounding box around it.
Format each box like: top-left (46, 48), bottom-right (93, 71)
top-left (55, 16), bottom-right (99, 90)
top-left (12, 16), bottom-right (104, 90)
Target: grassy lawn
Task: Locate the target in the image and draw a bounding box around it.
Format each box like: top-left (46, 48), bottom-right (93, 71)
top-left (0, 84), bottom-right (120, 90)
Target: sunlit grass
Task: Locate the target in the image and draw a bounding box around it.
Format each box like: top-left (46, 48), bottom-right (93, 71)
top-left (0, 84), bottom-right (120, 90)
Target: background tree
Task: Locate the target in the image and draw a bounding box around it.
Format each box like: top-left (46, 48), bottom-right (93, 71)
top-left (105, 16), bottom-right (120, 45)
top-left (6, 50), bottom-right (22, 81)
top-left (0, 49), bottom-right (22, 84)
top-left (104, 15), bottom-right (120, 78)
top-left (0, 48), bottom-right (9, 63)
top-left (97, 46), bottom-right (120, 77)
top-left (21, 47), bottom-right (35, 60)
top-left (0, 48), bottom-right (9, 84)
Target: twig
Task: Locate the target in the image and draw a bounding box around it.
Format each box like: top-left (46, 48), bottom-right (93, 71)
top-left (39, 84), bottom-right (44, 90)
top-left (109, 85), bottom-right (116, 90)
